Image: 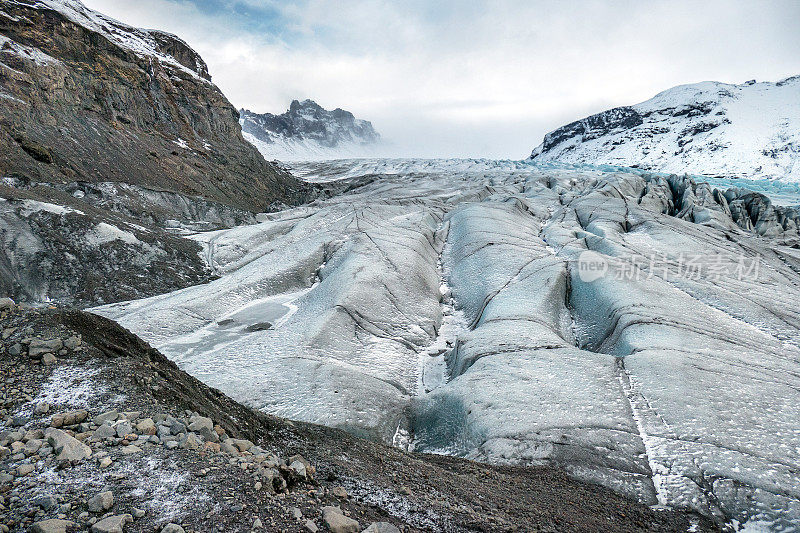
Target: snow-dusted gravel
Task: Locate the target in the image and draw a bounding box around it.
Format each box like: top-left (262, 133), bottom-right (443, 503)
top-left (94, 159), bottom-right (800, 530)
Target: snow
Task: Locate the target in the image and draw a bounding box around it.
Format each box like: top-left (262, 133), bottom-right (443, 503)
top-left (85, 222), bottom-right (140, 246)
top-left (531, 77), bottom-right (800, 183)
top-left (18, 366), bottom-right (107, 417)
top-left (173, 137), bottom-right (189, 149)
top-left (93, 158), bottom-right (800, 529)
top-left (19, 199), bottom-right (83, 217)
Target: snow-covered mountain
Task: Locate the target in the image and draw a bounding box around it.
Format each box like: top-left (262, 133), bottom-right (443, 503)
top-left (240, 99), bottom-right (381, 161)
top-left (530, 77), bottom-right (800, 181)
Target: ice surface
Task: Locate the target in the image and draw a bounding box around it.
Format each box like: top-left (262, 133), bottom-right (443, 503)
top-left (93, 159), bottom-right (800, 529)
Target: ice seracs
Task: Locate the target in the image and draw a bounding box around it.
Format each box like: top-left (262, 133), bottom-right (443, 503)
top-left (530, 77), bottom-right (800, 182)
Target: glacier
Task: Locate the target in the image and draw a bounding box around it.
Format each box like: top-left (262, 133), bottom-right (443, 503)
top-left (93, 158), bottom-right (800, 530)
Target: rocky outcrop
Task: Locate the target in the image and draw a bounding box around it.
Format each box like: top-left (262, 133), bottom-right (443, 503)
top-left (0, 0), bottom-right (311, 212)
top-left (530, 78), bottom-right (800, 181)
top-left (0, 185), bottom-right (213, 306)
top-left (241, 99), bottom-right (381, 161)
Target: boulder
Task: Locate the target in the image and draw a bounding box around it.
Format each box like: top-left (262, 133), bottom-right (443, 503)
top-left (321, 507), bottom-right (359, 533)
top-left (88, 491), bottom-right (114, 513)
top-left (45, 428), bottom-right (91, 462)
top-left (29, 338), bottom-right (63, 358)
top-left (31, 519), bottom-right (77, 533)
top-left (90, 514), bottom-right (132, 533)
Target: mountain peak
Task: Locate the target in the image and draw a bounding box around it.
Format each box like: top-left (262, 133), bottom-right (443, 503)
top-left (240, 100), bottom-right (381, 161)
top-left (530, 76), bottom-right (800, 181)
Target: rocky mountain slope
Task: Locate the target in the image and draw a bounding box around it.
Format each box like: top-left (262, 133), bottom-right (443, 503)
top-left (96, 158), bottom-right (800, 531)
top-left (0, 0), bottom-right (311, 212)
top-left (241, 100), bottom-right (381, 161)
top-left (530, 77), bottom-right (800, 181)
top-left (0, 0), bottom-right (335, 306)
top-left (0, 305), bottom-right (714, 532)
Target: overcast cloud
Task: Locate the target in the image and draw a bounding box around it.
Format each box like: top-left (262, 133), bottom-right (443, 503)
top-left (82, 0), bottom-right (800, 159)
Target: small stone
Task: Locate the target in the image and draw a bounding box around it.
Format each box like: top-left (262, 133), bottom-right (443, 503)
top-left (93, 424), bottom-right (116, 440)
top-left (252, 518), bottom-right (263, 529)
top-left (93, 411), bottom-right (119, 426)
top-left (245, 321), bottom-right (272, 332)
top-left (220, 441), bottom-right (238, 455)
top-left (132, 508), bottom-right (145, 519)
top-left (42, 353), bottom-right (57, 365)
top-left (135, 418), bottom-right (156, 435)
top-left (28, 338), bottom-right (63, 358)
top-left (231, 439), bottom-right (254, 452)
top-left (254, 481), bottom-right (262, 491)
top-left (363, 523), bottom-right (401, 533)
top-left (87, 491), bottom-right (114, 513)
top-left (51, 410), bottom-right (88, 428)
top-left (16, 463), bottom-right (35, 476)
top-left (11, 414), bottom-right (29, 427)
top-left (187, 416), bottom-right (213, 433)
top-left (169, 420), bottom-right (186, 435)
top-left (114, 420), bottom-right (133, 438)
top-left (304, 520), bottom-right (318, 533)
top-left (291, 507), bottom-right (303, 520)
top-left (179, 433), bottom-right (200, 450)
top-left (160, 524), bottom-right (185, 533)
top-left (31, 519), bottom-right (77, 533)
top-left (46, 428), bottom-right (92, 462)
top-left (35, 402), bottom-right (51, 415)
top-left (332, 486), bottom-right (348, 499)
top-left (33, 494), bottom-right (59, 510)
top-left (165, 440), bottom-right (179, 450)
top-left (120, 444), bottom-right (142, 454)
top-left (90, 514), bottom-right (132, 533)
top-left (321, 506), bottom-right (359, 533)
top-left (99, 457), bottom-right (113, 468)
top-left (64, 336), bottom-right (81, 349)
top-left (24, 439), bottom-right (43, 455)
top-left (288, 459), bottom-right (307, 479)
top-left (8, 343), bottom-right (23, 356)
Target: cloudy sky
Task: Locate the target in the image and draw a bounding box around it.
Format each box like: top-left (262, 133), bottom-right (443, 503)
top-left (83, 0), bottom-right (800, 159)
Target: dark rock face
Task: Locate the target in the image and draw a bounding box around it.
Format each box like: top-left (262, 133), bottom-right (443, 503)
top-left (241, 99), bottom-right (380, 148)
top-left (0, 0), bottom-right (311, 212)
top-left (534, 106), bottom-right (643, 156)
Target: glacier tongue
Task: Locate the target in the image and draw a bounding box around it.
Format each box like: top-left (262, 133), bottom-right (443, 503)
top-left (93, 158), bottom-right (800, 529)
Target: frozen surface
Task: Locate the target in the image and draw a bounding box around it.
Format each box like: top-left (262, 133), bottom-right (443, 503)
top-left (94, 158), bottom-right (800, 529)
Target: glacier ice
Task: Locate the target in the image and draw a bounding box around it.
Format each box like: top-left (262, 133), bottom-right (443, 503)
top-left (94, 158), bottom-right (800, 529)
